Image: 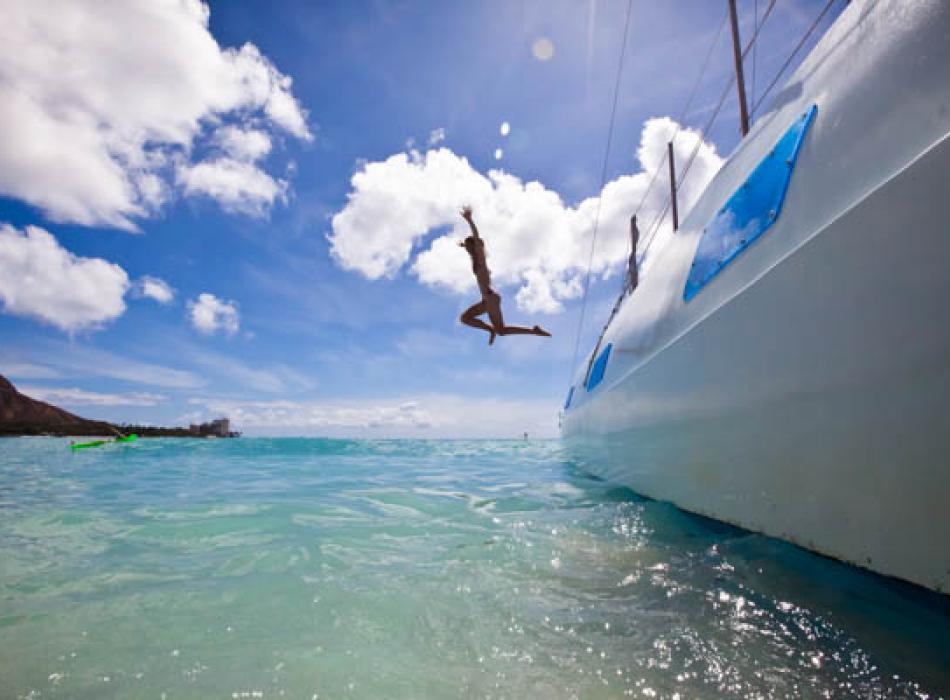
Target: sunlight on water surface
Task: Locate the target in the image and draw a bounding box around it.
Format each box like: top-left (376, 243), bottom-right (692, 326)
top-left (0, 438), bottom-right (947, 699)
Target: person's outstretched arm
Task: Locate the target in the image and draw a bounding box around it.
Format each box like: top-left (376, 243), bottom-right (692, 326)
top-left (461, 206), bottom-right (480, 239)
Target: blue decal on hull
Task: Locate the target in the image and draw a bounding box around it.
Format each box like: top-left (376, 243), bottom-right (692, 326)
top-left (684, 104), bottom-right (817, 301)
top-left (564, 386), bottom-right (574, 410)
top-left (586, 343), bottom-right (612, 392)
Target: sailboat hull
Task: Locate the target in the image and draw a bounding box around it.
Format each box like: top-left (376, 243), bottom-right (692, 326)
top-left (562, 0), bottom-right (950, 593)
top-left (564, 133), bottom-right (950, 593)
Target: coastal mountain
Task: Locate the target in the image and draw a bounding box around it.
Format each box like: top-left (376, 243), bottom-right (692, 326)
top-left (0, 375), bottom-right (115, 436)
top-left (0, 375), bottom-right (239, 438)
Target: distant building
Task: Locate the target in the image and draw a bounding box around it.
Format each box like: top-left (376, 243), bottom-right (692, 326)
top-left (210, 418), bottom-right (230, 437)
top-left (188, 417), bottom-right (237, 438)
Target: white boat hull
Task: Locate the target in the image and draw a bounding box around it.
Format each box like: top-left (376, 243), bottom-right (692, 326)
top-left (562, 0), bottom-right (950, 593)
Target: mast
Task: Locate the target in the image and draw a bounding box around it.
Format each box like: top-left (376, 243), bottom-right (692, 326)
top-left (728, 0), bottom-right (751, 136)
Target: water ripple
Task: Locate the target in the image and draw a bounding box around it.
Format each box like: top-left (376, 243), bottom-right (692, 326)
top-left (0, 437), bottom-right (947, 698)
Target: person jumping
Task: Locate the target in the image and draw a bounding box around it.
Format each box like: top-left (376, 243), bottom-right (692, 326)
top-left (458, 206), bottom-right (551, 345)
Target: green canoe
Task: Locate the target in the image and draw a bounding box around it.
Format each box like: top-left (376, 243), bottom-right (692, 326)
top-left (70, 434), bottom-right (138, 450)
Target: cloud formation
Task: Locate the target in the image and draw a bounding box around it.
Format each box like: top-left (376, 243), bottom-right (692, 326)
top-left (188, 293), bottom-right (240, 335)
top-left (187, 394), bottom-right (557, 438)
top-left (192, 398), bottom-right (433, 431)
top-left (214, 126), bottom-right (273, 162)
top-left (0, 362), bottom-right (61, 380)
top-left (0, 0), bottom-right (310, 229)
top-left (329, 118), bottom-right (722, 313)
top-left (177, 158), bottom-right (286, 216)
top-left (137, 276), bottom-right (175, 304)
top-left (19, 386), bottom-right (166, 407)
top-left (183, 345), bottom-right (316, 394)
top-left (2, 344), bottom-right (204, 389)
top-left (0, 223), bottom-right (129, 331)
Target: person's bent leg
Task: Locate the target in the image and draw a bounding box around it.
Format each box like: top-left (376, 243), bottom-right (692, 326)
top-left (485, 293), bottom-right (550, 337)
top-left (460, 300), bottom-right (497, 343)
top-left (486, 292), bottom-right (506, 333)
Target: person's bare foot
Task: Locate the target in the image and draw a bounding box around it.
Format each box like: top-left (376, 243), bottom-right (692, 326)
top-left (532, 325), bottom-right (551, 337)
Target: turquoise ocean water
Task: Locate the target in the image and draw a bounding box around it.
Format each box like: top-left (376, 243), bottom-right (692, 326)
top-left (1, 437), bottom-right (948, 699)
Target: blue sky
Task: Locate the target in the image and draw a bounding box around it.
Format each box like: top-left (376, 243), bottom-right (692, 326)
top-left (0, 0), bottom-right (841, 437)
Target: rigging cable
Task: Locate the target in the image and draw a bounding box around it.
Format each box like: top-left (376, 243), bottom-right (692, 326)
top-left (613, 6), bottom-right (730, 306)
top-left (578, 0), bottom-right (833, 382)
top-left (751, 0), bottom-right (838, 114)
top-left (595, 6), bottom-right (734, 373)
top-left (635, 75), bottom-right (732, 268)
top-left (637, 0), bottom-right (777, 269)
top-left (751, 0), bottom-right (758, 112)
top-left (568, 0), bottom-right (635, 382)
top-left (572, 0), bottom-right (822, 379)
top-left (629, 7), bottom-right (729, 224)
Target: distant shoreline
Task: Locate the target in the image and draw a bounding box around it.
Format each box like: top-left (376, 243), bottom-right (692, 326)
top-left (0, 426), bottom-right (238, 438)
top-left (1, 375), bottom-right (239, 438)
top-left (0, 425), bottom-right (241, 439)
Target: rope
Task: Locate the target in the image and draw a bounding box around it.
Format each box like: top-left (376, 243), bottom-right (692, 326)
top-left (568, 0), bottom-right (634, 381)
top-left (751, 0), bottom-right (837, 114)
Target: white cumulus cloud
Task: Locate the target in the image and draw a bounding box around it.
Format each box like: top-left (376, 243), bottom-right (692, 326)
top-left (0, 223), bottom-right (129, 331)
top-left (177, 158), bottom-right (286, 216)
top-left (329, 118), bottom-right (722, 313)
top-left (188, 293), bottom-right (240, 335)
top-left (137, 276), bottom-right (175, 304)
top-left (428, 128), bottom-right (446, 146)
top-left (0, 0), bottom-right (310, 229)
top-left (214, 126), bottom-right (273, 162)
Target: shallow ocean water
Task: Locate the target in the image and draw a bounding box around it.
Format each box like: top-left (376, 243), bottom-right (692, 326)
top-left (0, 437), bottom-right (947, 699)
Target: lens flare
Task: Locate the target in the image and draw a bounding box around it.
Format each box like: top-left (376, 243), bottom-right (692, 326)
top-left (532, 37), bottom-right (555, 61)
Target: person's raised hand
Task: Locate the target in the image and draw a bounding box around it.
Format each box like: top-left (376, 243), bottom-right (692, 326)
top-left (460, 206), bottom-right (473, 221)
